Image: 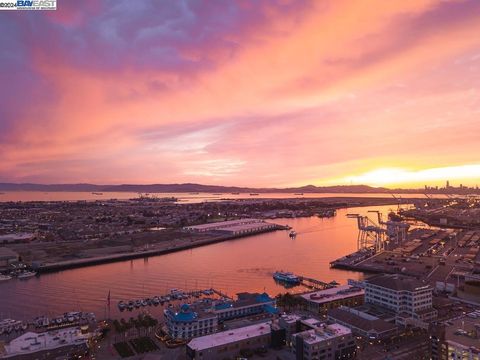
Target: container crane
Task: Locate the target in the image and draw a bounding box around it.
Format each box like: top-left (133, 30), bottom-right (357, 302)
top-left (347, 213), bottom-right (386, 252)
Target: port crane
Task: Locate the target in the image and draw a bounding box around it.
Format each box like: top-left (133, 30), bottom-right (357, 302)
top-left (390, 194), bottom-right (402, 212)
top-left (368, 210), bottom-right (409, 246)
top-left (347, 213), bottom-right (386, 252)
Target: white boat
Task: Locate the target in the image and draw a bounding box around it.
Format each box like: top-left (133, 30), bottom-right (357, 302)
top-left (273, 271), bottom-right (301, 284)
top-left (0, 274), bottom-right (12, 281)
top-left (17, 271), bottom-right (37, 280)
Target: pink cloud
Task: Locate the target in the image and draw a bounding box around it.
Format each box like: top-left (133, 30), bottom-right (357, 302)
top-left (1, 0), bottom-right (480, 187)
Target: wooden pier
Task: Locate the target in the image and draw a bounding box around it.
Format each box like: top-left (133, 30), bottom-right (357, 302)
top-left (298, 276), bottom-right (336, 290)
top-left (212, 289), bottom-right (233, 300)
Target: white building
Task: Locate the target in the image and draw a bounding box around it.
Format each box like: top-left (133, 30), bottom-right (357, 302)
top-left (183, 219), bottom-right (271, 233)
top-left (365, 274), bottom-right (437, 326)
top-left (186, 322), bottom-right (272, 360)
top-left (0, 327), bottom-right (91, 358)
top-left (292, 323), bottom-right (356, 360)
top-left (165, 293), bottom-right (276, 340)
top-left (164, 304), bottom-right (218, 340)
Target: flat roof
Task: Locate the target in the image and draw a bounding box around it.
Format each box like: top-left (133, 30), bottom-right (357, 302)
top-left (300, 285), bottom-right (364, 304)
top-left (0, 247), bottom-right (18, 258)
top-left (187, 321), bottom-right (271, 351)
top-left (218, 222), bottom-right (275, 232)
top-left (294, 323), bottom-right (351, 345)
top-left (280, 314), bottom-right (302, 324)
top-left (0, 233), bottom-right (34, 241)
top-left (366, 274), bottom-right (431, 292)
top-left (328, 307), bottom-right (398, 334)
top-left (444, 314), bottom-right (480, 350)
top-left (184, 219), bottom-right (262, 230)
top-left (3, 327), bottom-right (90, 358)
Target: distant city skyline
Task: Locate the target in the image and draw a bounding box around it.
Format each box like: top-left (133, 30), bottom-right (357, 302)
top-left (1, 1), bottom-right (480, 188)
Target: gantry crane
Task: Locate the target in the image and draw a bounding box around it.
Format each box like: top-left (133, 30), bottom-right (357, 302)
top-left (347, 213), bottom-right (386, 252)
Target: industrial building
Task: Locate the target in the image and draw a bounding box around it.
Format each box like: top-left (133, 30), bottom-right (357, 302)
top-left (0, 233), bottom-right (35, 244)
top-left (365, 274), bottom-right (437, 326)
top-left (327, 306), bottom-right (398, 339)
top-left (299, 285), bottom-right (364, 314)
top-left (0, 247), bottom-right (19, 269)
top-left (292, 323), bottom-right (356, 360)
top-left (183, 218), bottom-right (277, 235)
top-left (186, 322), bottom-right (273, 360)
top-left (430, 312), bottom-right (480, 360)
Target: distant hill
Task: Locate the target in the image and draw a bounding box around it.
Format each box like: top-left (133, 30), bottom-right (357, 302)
top-left (0, 182), bottom-right (406, 193)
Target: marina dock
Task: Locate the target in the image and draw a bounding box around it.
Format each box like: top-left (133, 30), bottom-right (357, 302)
top-left (298, 275), bottom-right (337, 290)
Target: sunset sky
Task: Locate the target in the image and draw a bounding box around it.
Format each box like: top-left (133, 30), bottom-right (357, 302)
top-left (1, 0), bottom-right (480, 188)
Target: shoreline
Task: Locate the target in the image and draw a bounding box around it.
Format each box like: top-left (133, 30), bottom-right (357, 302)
top-left (37, 226), bottom-right (286, 273)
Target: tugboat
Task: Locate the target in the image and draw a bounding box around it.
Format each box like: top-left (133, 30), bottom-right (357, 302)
top-left (273, 271), bottom-right (301, 284)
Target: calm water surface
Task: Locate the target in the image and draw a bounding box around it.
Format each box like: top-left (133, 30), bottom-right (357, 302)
top-left (0, 191), bottom-right (445, 203)
top-left (0, 205), bottom-right (397, 320)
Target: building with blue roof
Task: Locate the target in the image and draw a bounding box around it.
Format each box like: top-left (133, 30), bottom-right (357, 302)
top-left (164, 303), bottom-right (218, 340)
top-left (165, 292), bottom-right (277, 340)
top-left (214, 292), bottom-right (276, 321)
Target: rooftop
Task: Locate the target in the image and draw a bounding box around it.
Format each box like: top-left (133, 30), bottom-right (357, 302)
top-left (187, 321), bottom-right (271, 351)
top-left (328, 306), bottom-right (398, 334)
top-left (366, 274), bottom-right (431, 292)
top-left (299, 285), bottom-right (364, 304)
top-left (164, 303), bottom-right (216, 322)
top-left (280, 314), bottom-right (302, 325)
top-left (183, 219), bottom-right (262, 231)
top-left (217, 222), bottom-right (275, 232)
top-left (444, 313), bottom-right (480, 350)
top-left (2, 327), bottom-right (90, 358)
top-left (0, 247), bottom-right (19, 259)
top-left (293, 323), bottom-right (351, 345)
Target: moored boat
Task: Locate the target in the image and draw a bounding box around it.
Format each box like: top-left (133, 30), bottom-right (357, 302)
top-left (273, 271), bottom-right (300, 284)
top-left (17, 271), bottom-right (37, 280)
top-left (0, 274), bottom-right (12, 281)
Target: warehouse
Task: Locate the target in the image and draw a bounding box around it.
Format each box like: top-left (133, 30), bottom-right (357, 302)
top-left (0, 247), bottom-right (20, 269)
top-left (183, 219), bottom-right (278, 235)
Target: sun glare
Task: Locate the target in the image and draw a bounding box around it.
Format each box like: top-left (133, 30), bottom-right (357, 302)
top-left (338, 164), bottom-right (480, 187)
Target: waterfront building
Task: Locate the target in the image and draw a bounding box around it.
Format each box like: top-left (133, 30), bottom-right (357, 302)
top-left (327, 306), bottom-right (398, 339)
top-left (365, 274), bottom-right (437, 326)
top-left (214, 292), bottom-right (277, 321)
top-left (0, 247), bottom-right (19, 269)
top-left (0, 233), bottom-right (35, 245)
top-left (186, 321), bottom-right (273, 360)
top-left (299, 285), bottom-right (364, 314)
top-left (164, 304), bottom-right (218, 340)
top-left (0, 326), bottom-right (91, 358)
top-left (165, 293), bottom-right (276, 340)
top-left (430, 312), bottom-right (480, 360)
top-left (291, 323), bottom-right (356, 360)
top-left (183, 218), bottom-right (276, 234)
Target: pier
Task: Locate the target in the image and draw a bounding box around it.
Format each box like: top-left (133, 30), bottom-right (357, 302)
top-left (298, 275), bottom-right (337, 290)
top-left (212, 288), bottom-right (233, 300)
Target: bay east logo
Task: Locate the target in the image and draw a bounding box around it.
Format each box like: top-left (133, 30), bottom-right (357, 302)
top-left (0, 0), bottom-right (56, 10)
top-left (17, 0), bottom-right (56, 10)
